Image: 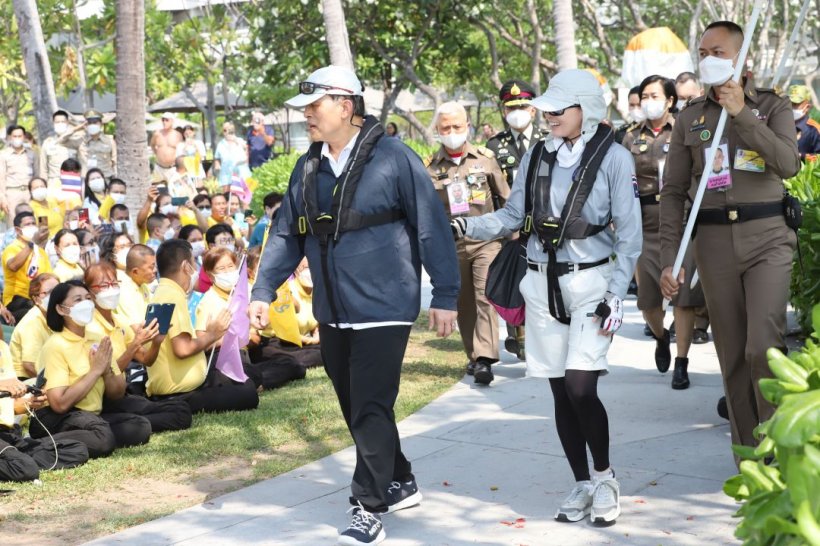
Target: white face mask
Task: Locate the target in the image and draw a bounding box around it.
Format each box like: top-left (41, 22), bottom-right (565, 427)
top-left (21, 225), bottom-right (38, 242)
top-left (40, 294), bottom-right (50, 311)
top-left (113, 220), bottom-right (131, 234)
top-left (95, 287), bottom-right (120, 310)
top-left (67, 299), bottom-right (95, 326)
top-left (89, 177), bottom-right (105, 193)
top-left (163, 227), bottom-right (176, 241)
top-left (160, 204), bottom-right (177, 215)
top-left (111, 192), bottom-right (127, 205)
top-left (214, 270), bottom-right (240, 291)
top-left (11, 137), bottom-right (23, 149)
top-left (61, 245), bottom-right (81, 265)
top-left (641, 99), bottom-right (668, 121)
top-left (115, 248), bottom-right (130, 267)
top-left (68, 220), bottom-right (79, 230)
top-left (440, 130), bottom-right (468, 151)
top-left (200, 208), bottom-right (211, 217)
top-left (224, 243), bottom-right (236, 253)
top-left (86, 123), bottom-right (101, 136)
top-left (191, 241), bottom-right (206, 258)
top-left (54, 123), bottom-right (68, 135)
top-left (698, 55), bottom-right (736, 87)
top-left (187, 262), bottom-right (199, 294)
top-left (793, 108), bottom-right (805, 121)
top-left (505, 109), bottom-right (532, 130)
top-left (629, 107), bottom-right (646, 124)
top-left (676, 99), bottom-right (687, 111)
top-left (31, 187), bottom-right (48, 202)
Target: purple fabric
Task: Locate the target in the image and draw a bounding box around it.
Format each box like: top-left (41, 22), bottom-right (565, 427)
top-left (215, 260), bottom-right (250, 382)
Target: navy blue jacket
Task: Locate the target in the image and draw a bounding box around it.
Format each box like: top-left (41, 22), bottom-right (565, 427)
top-left (250, 135), bottom-right (460, 325)
top-left (796, 115), bottom-right (820, 159)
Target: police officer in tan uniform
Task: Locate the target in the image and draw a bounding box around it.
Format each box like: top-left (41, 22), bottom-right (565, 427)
top-left (660, 21), bottom-right (800, 451)
top-left (78, 110), bottom-right (117, 178)
top-left (625, 75), bottom-right (704, 390)
top-left (486, 80), bottom-right (546, 359)
top-left (427, 101), bottom-right (508, 385)
top-left (39, 110), bottom-right (84, 194)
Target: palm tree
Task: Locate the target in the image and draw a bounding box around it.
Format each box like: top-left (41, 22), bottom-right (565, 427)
top-left (12, 0), bottom-right (57, 140)
top-left (322, 0), bottom-right (354, 70)
top-left (553, 0), bottom-right (578, 71)
top-left (115, 0), bottom-right (150, 213)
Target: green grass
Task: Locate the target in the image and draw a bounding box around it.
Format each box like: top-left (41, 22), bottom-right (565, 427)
top-left (0, 314), bottom-right (465, 543)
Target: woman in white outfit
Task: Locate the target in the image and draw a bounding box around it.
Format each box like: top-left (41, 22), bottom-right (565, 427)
top-left (452, 69), bottom-right (642, 525)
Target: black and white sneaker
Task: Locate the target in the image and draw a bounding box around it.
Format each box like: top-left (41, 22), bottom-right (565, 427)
top-left (338, 504), bottom-right (385, 545)
top-left (385, 478), bottom-right (423, 513)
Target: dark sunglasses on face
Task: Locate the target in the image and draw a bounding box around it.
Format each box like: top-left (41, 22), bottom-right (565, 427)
top-left (299, 81), bottom-right (354, 95)
top-left (544, 105), bottom-right (581, 117)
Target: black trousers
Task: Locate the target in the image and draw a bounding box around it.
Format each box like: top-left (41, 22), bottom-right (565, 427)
top-left (0, 426), bottom-right (89, 482)
top-left (103, 394), bottom-right (192, 432)
top-left (29, 407), bottom-right (151, 458)
top-left (247, 341), bottom-right (307, 389)
top-left (151, 366), bottom-right (259, 414)
top-left (6, 295), bottom-right (33, 324)
top-left (320, 324), bottom-right (413, 513)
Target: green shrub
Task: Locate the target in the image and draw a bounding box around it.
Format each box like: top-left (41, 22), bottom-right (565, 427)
top-left (785, 160), bottom-right (820, 334)
top-left (248, 152), bottom-right (301, 214)
top-left (402, 139), bottom-right (439, 161)
top-left (724, 303), bottom-right (820, 546)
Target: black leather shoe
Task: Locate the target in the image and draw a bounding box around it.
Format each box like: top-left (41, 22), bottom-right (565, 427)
top-left (504, 336), bottom-right (519, 355)
top-left (692, 329), bottom-right (710, 344)
top-left (466, 361), bottom-right (476, 376)
top-left (643, 323), bottom-right (653, 337)
top-left (654, 329), bottom-right (671, 373)
top-left (474, 362), bottom-right (494, 385)
top-left (717, 396), bottom-right (729, 420)
top-left (671, 357), bottom-right (690, 389)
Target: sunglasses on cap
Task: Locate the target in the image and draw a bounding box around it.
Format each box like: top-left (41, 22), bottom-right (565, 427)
top-left (544, 105), bottom-right (581, 117)
top-left (299, 81), bottom-right (354, 95)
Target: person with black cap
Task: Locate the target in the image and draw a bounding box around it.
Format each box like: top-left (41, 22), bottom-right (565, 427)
top-left (79, 109), bottom-right (117, 178)
top-left (452, 69), bottom-right (642, 526)
top-left (39, 109), bottom-right (85, 194)
top-left (248, 65), bottom-right (459, 545)
top-left (486, 80), bottom-right (546, 360)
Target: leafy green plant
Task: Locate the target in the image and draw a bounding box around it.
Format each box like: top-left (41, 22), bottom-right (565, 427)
top-left (724, 303), bottom-right (820, 546)
top-left (248, 152), bottom-right (301, 214)
top-left (785, 160), bottom-right (820, 334)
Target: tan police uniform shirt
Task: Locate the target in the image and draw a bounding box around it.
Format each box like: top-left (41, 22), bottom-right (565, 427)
top-left (79, 134), bottom-right (117, 178)
top-left (0, 147), bottom-right (36, 193)
top-left (659, 76), bottom-right (800, 268)
top-left (425, 142), bottom-right (508, 252)
top-left (39, 133), bottom-right (81, 186)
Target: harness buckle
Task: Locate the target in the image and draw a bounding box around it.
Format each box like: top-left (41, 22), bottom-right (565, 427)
top-left (523, 214), bottom-right (533, 234)
top-left (298, 216), bottom-right (307, 234)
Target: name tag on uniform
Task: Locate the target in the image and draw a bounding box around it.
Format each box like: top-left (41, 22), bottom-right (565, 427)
top-left (469, 188), bottom-right (488, 206)
top-left (734, 149), bottom-right (765, 172)
top-left (447, 180), bottom-right (469, 215)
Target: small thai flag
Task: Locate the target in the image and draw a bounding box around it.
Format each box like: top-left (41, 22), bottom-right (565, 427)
top-left (60, 170), bottom-right (84, 199)
top-left (229, 175), bottom-right (251, 204)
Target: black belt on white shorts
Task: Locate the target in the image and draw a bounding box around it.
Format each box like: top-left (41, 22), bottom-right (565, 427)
top-left (528, 258), bottom-right (609, 278)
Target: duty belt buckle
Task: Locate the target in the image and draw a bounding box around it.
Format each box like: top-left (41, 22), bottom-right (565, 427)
top-left (727, 207), bottom-right (739, 223)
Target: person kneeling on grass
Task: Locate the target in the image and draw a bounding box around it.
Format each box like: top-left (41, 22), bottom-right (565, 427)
top-left (30, 281), bottom-right (153, 458)
top-left (0, 350), bottom-right (89, 482)
top-left (145, 239), bottom-right (259, 413)
top-left (84, 263), bottom-right (193, 432)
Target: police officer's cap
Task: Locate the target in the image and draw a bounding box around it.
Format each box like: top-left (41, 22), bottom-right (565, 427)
top-left (788, 85), bottom-right (811, 105)
top-left (499, 80), bottom-right (536, 107)
top-left (84, 109), bottom-right (103, 121)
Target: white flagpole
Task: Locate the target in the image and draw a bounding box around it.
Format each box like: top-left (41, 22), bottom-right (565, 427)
top-left (662, 0), bottom-right (766, 311)
top-left (770, 0), bottom-right (811, 89)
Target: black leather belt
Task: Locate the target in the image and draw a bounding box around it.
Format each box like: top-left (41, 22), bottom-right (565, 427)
top-left (639, 193), bottom-right (660, 206)
top-left (696, 201), bottom-right (782, 225)
top-left (528, 258), bottom-right (609, 277)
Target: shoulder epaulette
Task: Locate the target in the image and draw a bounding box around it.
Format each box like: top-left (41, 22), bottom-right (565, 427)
top-left (476, 145), bottom-right (495, 158)
top-left (423, 154), bottom-right (433, 167)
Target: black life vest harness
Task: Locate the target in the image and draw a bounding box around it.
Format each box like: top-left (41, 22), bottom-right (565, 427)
top-left (521, 123), bottom-right (615, 324)
top-left (292, 115), bottom-right (406, 325)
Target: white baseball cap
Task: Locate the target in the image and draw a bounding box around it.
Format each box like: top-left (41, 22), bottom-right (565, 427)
top-left (530, 69), bottom-right (601, 113)
top-left (285, 65), bottom-right (364, 109)
top-left (161, 112), bottom-right (175, 120)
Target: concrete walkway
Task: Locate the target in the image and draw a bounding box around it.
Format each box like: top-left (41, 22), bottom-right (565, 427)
top-left (88, 298), bottom-right (741, 546)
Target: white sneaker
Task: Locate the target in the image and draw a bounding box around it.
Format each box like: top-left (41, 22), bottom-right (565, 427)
top-left (554, 481), bottom-right (593, 522)
top-left (590, 474), bottom-right (621, 525)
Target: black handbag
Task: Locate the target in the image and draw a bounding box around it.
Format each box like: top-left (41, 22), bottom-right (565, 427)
top-left (485, 239), bottom-right (528, 326)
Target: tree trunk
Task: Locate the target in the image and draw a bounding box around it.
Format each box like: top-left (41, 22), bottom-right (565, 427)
top-left (115, 0), bottom-right (150, 214)
top-left (12, 0), bottom-right (57, 140)
top-left (552, 0), bottom-right (578, 71)
top-left (322, 0), bottom-right (354, 70)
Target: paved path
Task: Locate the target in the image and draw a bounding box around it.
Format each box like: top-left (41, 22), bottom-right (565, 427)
top-left (88, 297), bottom-right (741, 545)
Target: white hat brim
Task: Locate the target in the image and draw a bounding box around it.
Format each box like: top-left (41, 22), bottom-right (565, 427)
top-left (284, 92), bottom-right (327, 109)
top-left (530, 92), bottom-right (576, 113)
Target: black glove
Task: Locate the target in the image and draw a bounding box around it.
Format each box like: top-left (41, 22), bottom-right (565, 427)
top-left (451, 217), bottom-right (467, 240)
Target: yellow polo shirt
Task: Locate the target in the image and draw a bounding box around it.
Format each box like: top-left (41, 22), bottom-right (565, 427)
top-left (38, 329), bottom-right (106, 414)
top-left (0, 341), bottom-right (16, 427)
top-left (86, 308), bottom-right (135, 374)
top-left (194, 287), bottom-right (229, 332)
top-left (10, 306), bottom-right (52, 378)
top-left (53, 258), bottom-right (84, 282)
top-left (146, 278), bottom-right (206, 396)
top-left (207, 216), bottom-right (242, 239)
top-left (2, 240), bottom-right (52, 306)
top-left (115, 273), bottom-right (150, 327)
top-left (30, 196), bottom-right (79, 238)
top-left (179, 207), bottom-right (198, 227)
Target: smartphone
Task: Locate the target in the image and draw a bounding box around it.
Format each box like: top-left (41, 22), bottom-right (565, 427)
top-left (98, 223), bottom-right (113, 235)
top-left (37, 216), bottom-right (48, 228)
top-left (78, 208), bottom-right (90, 224)
top-left (171, 197), bottom-right (188, 206)
top-left (244, 208), bottom-right (254, 218)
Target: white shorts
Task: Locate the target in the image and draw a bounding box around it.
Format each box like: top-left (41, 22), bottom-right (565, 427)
top-left (519, 262), bottom-right (613, 379)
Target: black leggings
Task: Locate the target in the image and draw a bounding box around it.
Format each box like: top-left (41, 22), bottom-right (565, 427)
top-left (549, 370), bottom-right (610, 482)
